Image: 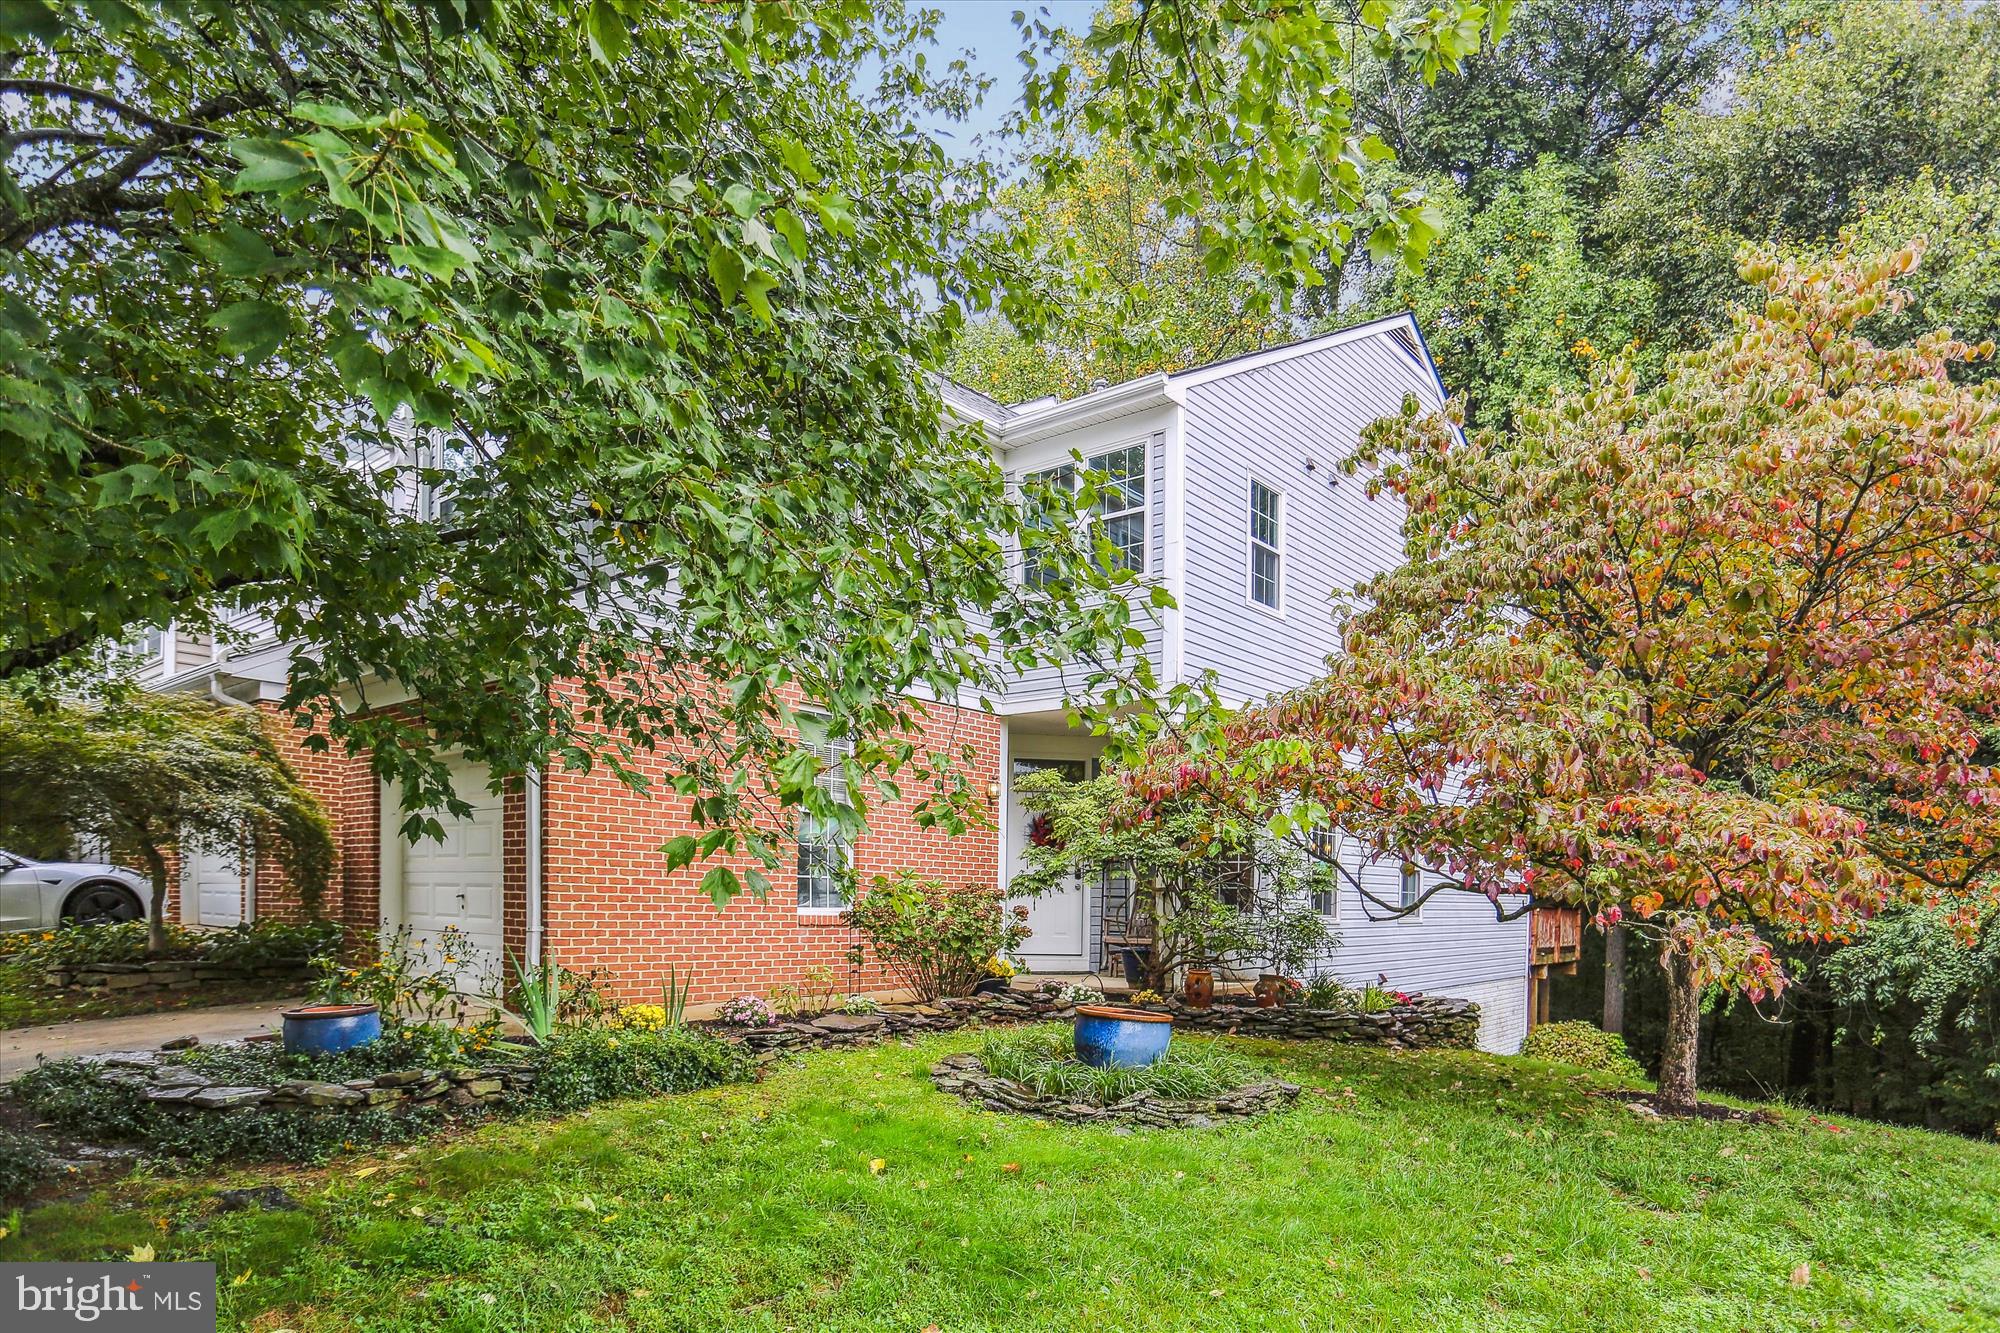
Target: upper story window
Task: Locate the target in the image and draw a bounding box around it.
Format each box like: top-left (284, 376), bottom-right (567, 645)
top-left (796, 722), bottom-right (854, 912)
top-left (1248, 478), bottom-right (1282, 610)
top-left (1021, 442), bottom-right (1148, 585)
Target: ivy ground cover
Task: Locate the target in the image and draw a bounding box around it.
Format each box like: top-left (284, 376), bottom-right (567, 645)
top-left (4, 1034), bottom-right (1996, 1331)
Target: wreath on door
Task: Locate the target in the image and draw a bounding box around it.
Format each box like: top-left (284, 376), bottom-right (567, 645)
top-left (1027, 812), bottom-right (1057, 848)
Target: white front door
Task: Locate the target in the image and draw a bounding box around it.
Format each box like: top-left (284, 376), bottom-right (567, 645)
top-left (398, 763), bottom-right (506, 994)
top-left (181, 838), bottom-right (250, 927)
top-left (1008, 757), bottom-right (1092, 970)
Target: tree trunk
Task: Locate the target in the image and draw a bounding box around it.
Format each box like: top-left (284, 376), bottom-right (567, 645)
top-left (141, 843), bottom-right (170, 959)
top-left (1658, 948), bottom-right (1701, 1111)
top-left (1602, 923), bottom-right (1627, 1035)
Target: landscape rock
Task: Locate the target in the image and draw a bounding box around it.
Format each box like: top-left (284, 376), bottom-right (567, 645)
top-left (189, 1085), bottom-right (272, 1110)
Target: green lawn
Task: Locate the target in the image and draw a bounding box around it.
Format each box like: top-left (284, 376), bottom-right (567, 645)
top-left (5, 1030), bottom-right (1997, 1331)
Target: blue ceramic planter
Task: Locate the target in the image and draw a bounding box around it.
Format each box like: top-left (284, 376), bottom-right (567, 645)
top-left (1072, 1004), bottom-right (1173, 1069)
top-left (281, 1003), bottom-right (382, 1055)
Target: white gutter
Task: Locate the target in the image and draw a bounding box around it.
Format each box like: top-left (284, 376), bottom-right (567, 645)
top-left (525, 762), bottom-right (544, 964)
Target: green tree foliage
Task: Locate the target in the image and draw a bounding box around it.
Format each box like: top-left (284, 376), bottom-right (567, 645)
top-left (1149, 244), bottom-right (2000, 1110)
top-left (1604, 0), bottom-right (2000, 347)
top-left (1010, 768), bottom-right (1333, 993)
top-left (1353, 0), bottom-right (1732, 203)
top-left (1350, 158), bottom-right (1657, 429)
top-left (0, 0), bottom-right (1508, 897)
top-left (946, 140), bottom-right (1294, 404)
top-left (1842, 169), bottom-right (2000, 384)
top-left (0, 691), bottom-right (334, 956)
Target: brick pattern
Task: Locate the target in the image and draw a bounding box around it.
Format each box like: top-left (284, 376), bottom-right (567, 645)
top-left (539, 694), bottom-right (1002, 1006)
top-left (252, 688), bottom-right (1002, 1008)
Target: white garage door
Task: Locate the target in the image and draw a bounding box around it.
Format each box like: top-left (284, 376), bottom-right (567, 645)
top-left (399, 763), bottom-right (506, 993)
top-left (182, 838), bottom-right (250, 927)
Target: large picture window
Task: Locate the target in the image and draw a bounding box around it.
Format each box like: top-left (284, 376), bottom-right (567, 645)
top-left (1021, 443), bottom-right (1148, 585)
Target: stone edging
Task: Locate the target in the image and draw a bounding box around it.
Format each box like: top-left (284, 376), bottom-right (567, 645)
top-left (40, 985), bottom-right (1472, 1133)
top-left (79, 1048), bottom-right (532, 1114)
top-left (46, 959), bottom-right (312, 994)
top-left (929, 1051), bottom-right (1301, 1128)
top-left (703, 986), bottom-right (1481, 1060)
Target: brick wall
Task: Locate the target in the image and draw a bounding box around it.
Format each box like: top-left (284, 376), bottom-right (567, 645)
top-left (539, 693), bottom-right (1003, 1006)
top-left (248, 702), bottom-right (376, 941)
top-left (252, 688), bottom-right (1002, 1006)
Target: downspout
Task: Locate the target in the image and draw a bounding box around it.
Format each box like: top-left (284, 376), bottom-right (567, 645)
top-left (526, 762), bottom-right (544, 964)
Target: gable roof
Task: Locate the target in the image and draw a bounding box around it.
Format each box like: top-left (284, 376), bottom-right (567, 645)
top-left (939, 310), bottom-right (1448, 447)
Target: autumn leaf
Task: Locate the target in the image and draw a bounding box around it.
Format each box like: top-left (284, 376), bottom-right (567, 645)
top-left (126, 1243), bottom-right (155, 1263)
top-left (1790, 1263), bottom-right (1812, 1288)
top-left (868, 1158), bottom-right (886, 1175)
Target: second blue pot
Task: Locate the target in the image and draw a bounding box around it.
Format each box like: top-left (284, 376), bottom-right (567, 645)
top-left (1073, 1004), bottom-right (1173, 1069)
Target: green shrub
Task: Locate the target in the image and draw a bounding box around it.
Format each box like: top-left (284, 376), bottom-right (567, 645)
top-left (1519, 1021), bottom-right (1645, 1079)
top-left (979, 1025), bottom-right (1259, 1105)
top-left (12, 1055), bottom-right (459, 1168)
top-left (0, 918), bottom-right (336, 971)
top-left (0, 1125), bottom-right (64, 1198)
top-left (196, 920), bottom-right (340, 969)
top-left (529, 1026), bottom-right (751, 1113)
top-left (842, 870), bottom-right (1030, 1001)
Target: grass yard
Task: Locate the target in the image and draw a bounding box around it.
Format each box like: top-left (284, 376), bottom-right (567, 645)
top-left (4, 1029), bottom-right (1997, 1331)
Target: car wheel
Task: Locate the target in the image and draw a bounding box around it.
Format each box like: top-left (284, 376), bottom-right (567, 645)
top-left (63, 883), bottom-right (143, 926)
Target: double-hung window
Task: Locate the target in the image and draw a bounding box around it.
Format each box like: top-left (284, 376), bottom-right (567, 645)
top-left (1248, 479), bottom-right (1283, 610)
top-left (796, 724), bottom-right (854, 912)
top-left (1021, 443), bottom-right (1147, 585)
top-left (1307, 827), bottom-right (1340, 918)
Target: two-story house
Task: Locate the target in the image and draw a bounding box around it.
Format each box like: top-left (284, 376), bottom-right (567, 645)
top-left (135, 311), bottom-right (1530, 1052)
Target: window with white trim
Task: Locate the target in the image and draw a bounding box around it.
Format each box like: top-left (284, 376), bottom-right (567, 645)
top-left (796, 724), bottom-right (853, 911)
top-left (1248, 478), bottom-right (1282, 609)
top-left (1399, 863), bottom-right (1423, 914)
top-left (1021, 443), bottom-right (1148, 584)
top-left (1307, 827), bottom-right (1339, 918)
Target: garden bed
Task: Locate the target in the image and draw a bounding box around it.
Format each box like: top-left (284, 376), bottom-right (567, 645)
top-left (930, 1026), bottom-right (1301, 1128)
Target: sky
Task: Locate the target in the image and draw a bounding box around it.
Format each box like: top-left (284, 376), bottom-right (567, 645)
top-left (921, 1), bottom-right (1097, 152)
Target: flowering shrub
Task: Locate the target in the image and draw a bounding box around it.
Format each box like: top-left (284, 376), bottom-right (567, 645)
top-left (717, 995), bottom-right (777, 1027)
top-left (1042, 981), bottom-right (1103, 1006)
top-left (617, 1003), bottom-right (669, 1031)
top-left (843, 871), bottom-right (1031, 1001)
top-left (985, 955), bottom-right (1019, 979)
top-left (309, 925), bottom-right (481, 1029)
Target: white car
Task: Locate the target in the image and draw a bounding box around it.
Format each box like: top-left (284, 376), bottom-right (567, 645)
top-left (0, 850), bottom-right (153, 934)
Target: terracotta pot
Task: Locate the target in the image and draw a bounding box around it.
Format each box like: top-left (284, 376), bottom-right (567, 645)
top-left (1253, 974), bottom-right (1286, 1008)
top-left (1183, 968), bottom-right (1214, 1009)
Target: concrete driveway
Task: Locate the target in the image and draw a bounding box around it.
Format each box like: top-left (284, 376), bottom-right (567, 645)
top-left (1, 997), bottom-right (303, 1083)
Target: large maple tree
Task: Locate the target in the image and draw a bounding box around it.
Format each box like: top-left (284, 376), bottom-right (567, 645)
top-left (1140, 242), bottom-right (2000, 1110)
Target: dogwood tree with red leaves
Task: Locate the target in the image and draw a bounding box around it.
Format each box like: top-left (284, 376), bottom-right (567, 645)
top-left (1138, 241), bottom-right (2000, 1111)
